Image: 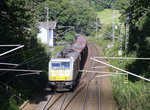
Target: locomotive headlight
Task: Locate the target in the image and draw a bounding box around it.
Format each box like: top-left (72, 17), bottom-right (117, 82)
top-left (51, 77), bottom-right (56, 80)
top-left (65, 77), bottom-right (71, 80)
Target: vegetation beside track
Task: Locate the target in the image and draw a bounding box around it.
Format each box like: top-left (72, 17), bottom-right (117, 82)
top-left (0, 0), bottom-right (97, 109)
top-left (89, 4), bottom-right (150, 109)
top-left (89, 35), bottom-right (150, 110)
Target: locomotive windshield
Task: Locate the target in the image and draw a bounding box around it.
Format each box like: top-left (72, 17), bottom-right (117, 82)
top-left (51, 62), bottom-right (70, 69)
top-left (52, 62), bottom-right (61, 69)
top-left (61, 62), bottom-right (70, 69)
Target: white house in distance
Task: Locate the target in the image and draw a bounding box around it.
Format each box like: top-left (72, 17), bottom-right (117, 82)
top-left (37, 21), bottom-right (57, 47)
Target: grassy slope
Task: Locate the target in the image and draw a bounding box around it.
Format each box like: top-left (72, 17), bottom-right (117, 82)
top-left (98, 9), bottom-right (120, 24)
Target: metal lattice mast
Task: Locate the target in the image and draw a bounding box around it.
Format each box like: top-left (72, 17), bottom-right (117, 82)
top-left (112, 9), bottom-right (115, 44)
top-left (46, 6), bottom-right (49, 45)
top-left (119, 24), bottom-right (123, 64)
top-left (96, 17), bottom-right (98, 40)
top-left (125, 17), bottom-right (130, 57)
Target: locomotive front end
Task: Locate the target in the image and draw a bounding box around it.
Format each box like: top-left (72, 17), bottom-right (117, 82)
top-left (48, 58), bottom-right (74, 90)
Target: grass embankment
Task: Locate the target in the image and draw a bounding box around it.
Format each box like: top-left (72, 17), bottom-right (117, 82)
top-left (89, 9), bottom-right (150, 110)
top-left (98, 9), bottom-right (120, 24)
top-left (89, 37), bottom-right (150, 110)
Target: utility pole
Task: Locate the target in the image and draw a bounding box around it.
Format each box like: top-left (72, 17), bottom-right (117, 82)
top-left (45, 5), bottom-right (51, 56)
top-left (96, 17), bottom-right (98, 40)
top-left (45, 6), bottom-right (49, 45)
top-left (112, 8), bottom-right (115, 44)
top-left (125, 15), bottom-right (130, 57)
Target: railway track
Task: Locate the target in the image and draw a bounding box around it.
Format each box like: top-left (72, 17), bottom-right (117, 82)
top-left (21, 43), bottom-right (111, 110)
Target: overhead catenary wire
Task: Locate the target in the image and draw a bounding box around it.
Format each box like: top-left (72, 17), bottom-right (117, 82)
top-left (0, 69), bottom-right (42, 72)
top-left (0, 62), bottom-right (19, 66)
top-left (95, 73), bottom-right (127, 78)
top-left (79, 70), bottom-right (125, 74)
top-left (56, 26), bottom-right (75, 37)
top-left (91, 24), bottom-right (117, 39)
top-left (0, 45), bottom-right (21, 47)
top-left (94, 56), bottom-right (150, 60)
top-left (0, 45), bottom-right (45, 60)
top-left (0, 53), bottom-right (47, 77)
top-left (29, 57), bottom-right (47, 68)
top-left (10, 50), bottom-right (17, 63)
top-left (0, 45), bottom-right (48, 101)
top-left (90, 57), bottom-right (150, 82)
top-left (21, 48), bottom-right (30, 69)
top-left (16, 73), bottom-right (40, 77)
top-left (0, 45), bottom-right (24, 57)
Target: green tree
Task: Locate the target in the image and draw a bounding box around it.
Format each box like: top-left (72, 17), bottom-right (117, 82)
top-left (37, 0), bottom-right (98, 36)
top-left (0, 0), bottom-right (49, 109)
top-left (115, 0), bottom-right (150, 78)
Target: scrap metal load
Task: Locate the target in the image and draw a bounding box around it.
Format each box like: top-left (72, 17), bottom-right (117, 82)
top-left (48, 34), bottom-right (87, 91)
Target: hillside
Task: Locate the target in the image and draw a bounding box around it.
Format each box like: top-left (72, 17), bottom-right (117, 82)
top-left (98, 9), bottom-right (121, 24)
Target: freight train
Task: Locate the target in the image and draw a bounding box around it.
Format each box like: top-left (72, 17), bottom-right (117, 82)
top-left (48, 35), bottom-right (87, 91)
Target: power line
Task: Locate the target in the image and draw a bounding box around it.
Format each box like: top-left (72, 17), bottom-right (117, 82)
top-left (0, 45), bottom-right (24, 57)
top-left (16, 73), bottom-right (40, 77)
top-left (94, 56), bottom-right (150, 60)
top-left (0, 69), bottom-right (42, 72)
top-left (0, 63), bottom-right (19, 66)
top-left (0, 52), bottom-right (47, 77)
top-left (21, 48), bottom-right (30, 69)
top-left (0, 45), bottom-right (45, 60)
top-left (90, 57), bottom-right (150, 82)
top-left (0, 45), bottom-right (21, 47)
top-left (56, 26), bottom-right (75, 37)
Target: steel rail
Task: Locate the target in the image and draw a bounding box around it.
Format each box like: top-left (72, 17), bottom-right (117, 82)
top-left (42, 92), bottom-right (55, 110)
top-left (64, 84), bottom-right (87, 110)
top-left (64, 44), bottom-right (99, 110)
top-left (82, 72), bottom-right (98, 110)
top-left (97, 78), bottom-right (100, 110)
top-left (60, 92), bottom-right (68, 110)
top-left (47, 93), bottom-right (65, 109)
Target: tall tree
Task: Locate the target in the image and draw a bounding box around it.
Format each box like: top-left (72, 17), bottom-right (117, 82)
top-left (0, 0), bottom-right (37, 45)
top-left (37, 0), bottom-right (98, 36)
top-left (117, 0), bottom-right (150, 78)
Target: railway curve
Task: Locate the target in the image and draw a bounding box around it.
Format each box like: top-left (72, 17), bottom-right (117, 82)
top-left (21, 43), bottom-right (117, 110)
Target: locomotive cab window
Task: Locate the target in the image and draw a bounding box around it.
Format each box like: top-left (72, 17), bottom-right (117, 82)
top-left (61, 62), bottom-right (70, 69)
top-left (52, 62), bottom-right (60, 69)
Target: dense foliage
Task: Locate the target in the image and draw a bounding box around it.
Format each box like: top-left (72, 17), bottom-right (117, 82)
top-left (88, 0), bottom-right (114, 11)
top-left (0, 0), bottom-right (100, 109)
top-left (1, 0), bottom-right (149, 109)
top-left (116, 0), bottom-right (150, 79)
top-left (110, 0), bottom-right (150, 109)
top-left (0, 0), bottom-right (48, 109)
top-left (37, 0), bottom-right (98, 36)
top-left (91, 0), bottom-right (150, 108)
